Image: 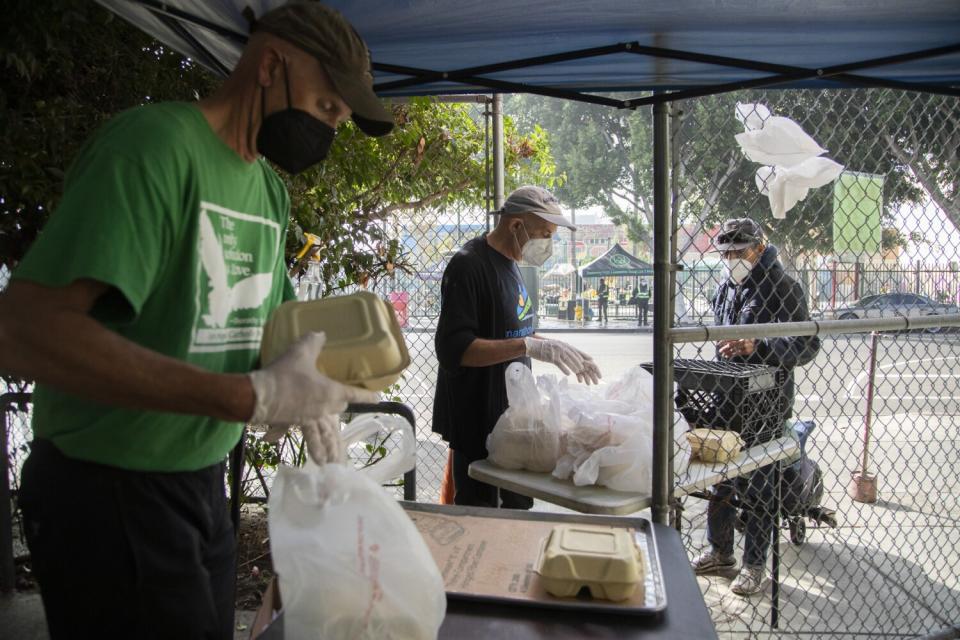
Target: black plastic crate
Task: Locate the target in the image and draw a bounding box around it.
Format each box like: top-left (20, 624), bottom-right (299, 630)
top-left (641, 359), bottom-right (783, 446)
top-left (662, 359), bottom-right (777, 394)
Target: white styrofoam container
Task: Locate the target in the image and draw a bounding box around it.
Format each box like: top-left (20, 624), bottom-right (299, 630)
top-left (536, 524), bottom-right (643, 602)
top-left (686, 428), bottom-right (744, 463)
top-left (260, 291), bottom-right (410, 391)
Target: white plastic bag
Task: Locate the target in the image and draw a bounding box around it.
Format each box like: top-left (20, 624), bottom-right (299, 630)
top-left (551, 366), bottom-right (691, 493)
top-left (568, 411), bottom-right (653, 492)
top-left (735, 114), bottom-right (827, 167)
top-left (734, 102), bottom-right (844, 219)
top-left (734, 101), bottom-right (772, 131)
top-left (268, 415), bottom-right (446, 640)
top-left (755, 158), bottom-right (844, 219)
top-left (485, 362), bottom-right (561, 472)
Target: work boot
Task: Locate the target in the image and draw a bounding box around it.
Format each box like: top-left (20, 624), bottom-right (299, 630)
top-left (730, 564), bottom-right (768, 595)
top-left (691, 549), bottom-right (736, 575)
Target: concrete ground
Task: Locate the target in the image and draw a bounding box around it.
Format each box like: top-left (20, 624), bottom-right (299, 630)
top-left (0, 593), bottom-right (260, 640)
top-left (683, 413), bottom-right (960, 638)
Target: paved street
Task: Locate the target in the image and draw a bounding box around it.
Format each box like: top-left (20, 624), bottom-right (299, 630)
top-left (399, 329), bottom-right (960, 498)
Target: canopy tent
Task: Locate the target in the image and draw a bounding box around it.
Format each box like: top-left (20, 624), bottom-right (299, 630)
top-left (93, 0), bottom-right (960, 532)
top-left (97, 1), bottom-right (960, 106)
top-left (580, 244), bottom-right (653, 278)
top-left (543, 263), bottom-right (577, 280)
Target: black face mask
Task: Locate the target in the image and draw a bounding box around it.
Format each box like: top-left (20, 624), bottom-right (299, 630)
top-left (255, 62), bottom-right (336, 175)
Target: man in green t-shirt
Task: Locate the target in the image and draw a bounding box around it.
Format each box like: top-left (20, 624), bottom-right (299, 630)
top-left (0, 3), bottom-right (392, 638)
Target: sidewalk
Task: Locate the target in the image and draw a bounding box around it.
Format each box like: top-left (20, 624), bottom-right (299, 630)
top-left (537, 316), bottom-right (652, 331)
top-left (684, 413), bottom-right (960, 636)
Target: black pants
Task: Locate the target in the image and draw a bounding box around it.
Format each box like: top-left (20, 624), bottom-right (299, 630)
top-left (598, 299), bottom-right (609, 322)
top-left (452, 449), bottom-right (533, 509)
top-left (19, 439), bottom-right (236, 640)
top-left (638, 300), bottom-right (649, 326)
top-left (708, 464), bottom-right (777, 566)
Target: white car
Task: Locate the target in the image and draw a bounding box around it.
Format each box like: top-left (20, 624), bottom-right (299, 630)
top-left (832, 293), bottom-right (956, 333)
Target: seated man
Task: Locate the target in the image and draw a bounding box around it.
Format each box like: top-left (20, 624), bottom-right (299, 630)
top-left (685, 218), bottom-right (820, 596)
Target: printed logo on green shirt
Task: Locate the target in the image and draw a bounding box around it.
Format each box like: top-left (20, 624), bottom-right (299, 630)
top-left (190, 201), bottom-right (280, 353)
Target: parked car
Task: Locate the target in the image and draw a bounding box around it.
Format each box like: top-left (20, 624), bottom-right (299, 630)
top-left (831, 293), bottom-right (956, 333)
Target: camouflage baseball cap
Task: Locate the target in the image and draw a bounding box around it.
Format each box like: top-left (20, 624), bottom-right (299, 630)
top-left (248, 1), bottom-right (393, 137)
top-left (715, 217), bottom-right (765, 251)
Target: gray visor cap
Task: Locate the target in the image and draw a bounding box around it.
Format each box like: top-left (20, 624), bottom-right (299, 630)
top-left (497, 185), bottom-right (576, 231)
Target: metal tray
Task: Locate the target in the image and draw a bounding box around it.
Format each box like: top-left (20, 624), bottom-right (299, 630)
top-left (402, 502), bottom-right (667, 616)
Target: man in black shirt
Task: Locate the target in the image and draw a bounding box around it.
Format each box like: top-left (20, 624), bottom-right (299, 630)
top-left (433, 186), bottom-right (602, 508)
top-left (597, 278), bottom-right (610, 323)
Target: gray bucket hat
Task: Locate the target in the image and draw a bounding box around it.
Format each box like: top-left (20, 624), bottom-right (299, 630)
top-left (248, 1), bottom-right (394, 137)
top-left (715, 218), bottom-right (765, 251)
top-left (499, 186), bottom-right (576, 231)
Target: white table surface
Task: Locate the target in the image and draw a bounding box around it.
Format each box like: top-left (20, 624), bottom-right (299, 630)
top-left (468, 434), bottom-right (801, 516)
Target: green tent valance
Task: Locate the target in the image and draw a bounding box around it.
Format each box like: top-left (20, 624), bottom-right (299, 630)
top-left (579, 244), bottom-right (652, 278)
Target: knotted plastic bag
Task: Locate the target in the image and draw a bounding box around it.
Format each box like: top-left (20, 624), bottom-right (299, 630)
top-left (734, 107), bottom-right (827, 167)
top-left (755, 158), bottom-right (844, 219)
top-left (486, 362), bottom-right (561, 472)
top-left (269, 414), bottom-right (446, 640)
top-left (735, 102), bottom-right (844, 219)
top-left (552, 366), bottom-right (691, 493)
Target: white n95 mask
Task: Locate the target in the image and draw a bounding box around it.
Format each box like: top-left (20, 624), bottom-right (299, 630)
top-left (726, 258), bottom-right (753, 284)
top-left (521, 238), bottom-right (553, 266)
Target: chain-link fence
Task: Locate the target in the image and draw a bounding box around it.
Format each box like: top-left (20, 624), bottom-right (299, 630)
top-left (3, 85), bottom-right (958, 635)
top-left (292, 98), bottom-right (495, 503)
top-left (361, 215), bottom-right (488, 502)
top-left (0, 267), bottom-right (32, 491)
top-left (671, 88), bottom-right (960, 636)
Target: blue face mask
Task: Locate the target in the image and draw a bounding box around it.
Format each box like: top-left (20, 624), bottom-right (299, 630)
top-left (256, 61), bottom-right (336, 175)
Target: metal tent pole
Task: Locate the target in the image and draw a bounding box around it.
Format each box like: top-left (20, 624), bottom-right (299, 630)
top-left (484, 95), bottom-right (492, 232)
top-left (651, 99), bottom-right (673, 525)
top-left (492, 94), bottom-right (505, 211)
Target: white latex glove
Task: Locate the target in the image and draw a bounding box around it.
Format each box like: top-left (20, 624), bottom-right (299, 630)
top-left (248, 331), bottom-right (379, 426)
top-left (263, 415), bottom-right (345, 465)
top-left (524, 337), bottom-right (602, 385)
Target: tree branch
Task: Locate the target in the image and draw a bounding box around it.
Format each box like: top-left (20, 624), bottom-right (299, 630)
top-left (884, 132), bottom-right (960, 232)
top-left (678, 150), bottom-right (740, 258)
top-left (373, 177), bottom-right (473, 219)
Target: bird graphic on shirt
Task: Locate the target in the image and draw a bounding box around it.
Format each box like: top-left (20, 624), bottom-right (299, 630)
top-left (199, 211), bottom-right (273, 328)
top-left (516, 280), bottom-right (532, 321)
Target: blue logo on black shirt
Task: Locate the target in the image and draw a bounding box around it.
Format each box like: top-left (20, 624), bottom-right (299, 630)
top-left (516, 280), bottom-right (532, 321)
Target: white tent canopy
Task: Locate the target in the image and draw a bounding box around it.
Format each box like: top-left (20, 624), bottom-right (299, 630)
top-left (543, 263), bottom-right (577, 279)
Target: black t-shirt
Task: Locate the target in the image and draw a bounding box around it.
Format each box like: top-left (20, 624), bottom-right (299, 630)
top-left (432, 236), bottom-right (534, 460)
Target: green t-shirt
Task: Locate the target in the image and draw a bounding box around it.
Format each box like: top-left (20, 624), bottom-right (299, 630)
top-left (14, 102), bottom-right (295, 472)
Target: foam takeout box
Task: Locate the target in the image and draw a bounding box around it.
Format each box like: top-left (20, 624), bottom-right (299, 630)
top-left (260, 291), bottom-right (410, 391)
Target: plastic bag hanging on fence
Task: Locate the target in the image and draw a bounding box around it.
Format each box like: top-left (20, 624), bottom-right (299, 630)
top-left (268, 414), bottom-right (445, 640)
top-left (735, 111), bottom-right (827, 167)
top-left (734, 101), bottom-right (772, 132)
top-left (485, 362), bottom-right (562, 472)
top-left (735, 102), bottom-right (844, 219)
top-left (755, 158), bottom-right (844, 219)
